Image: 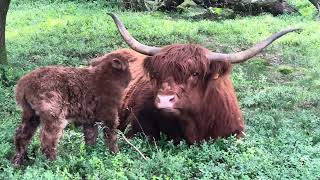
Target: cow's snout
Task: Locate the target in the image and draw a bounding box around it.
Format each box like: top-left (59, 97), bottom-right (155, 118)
top-left (155, 78), bottom-right (181, 114)
top-left (155, 94), bottom-right (176, 110)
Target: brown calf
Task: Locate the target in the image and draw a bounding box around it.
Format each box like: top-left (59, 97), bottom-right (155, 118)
top-left (12, 53), bottom-right (131, 166)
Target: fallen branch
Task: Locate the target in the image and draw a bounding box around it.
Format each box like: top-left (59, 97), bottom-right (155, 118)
top-left (119, 132), bottom-right (148, 160)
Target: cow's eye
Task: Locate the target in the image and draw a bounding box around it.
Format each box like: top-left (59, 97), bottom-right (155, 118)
top-left (192, 72), bottom-right (199, 77)
top-left (150, 72), bottom-right (159, 79)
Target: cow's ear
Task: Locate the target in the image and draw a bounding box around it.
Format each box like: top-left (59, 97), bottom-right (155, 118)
top-left (209, 61), bottom-right (231, 76)
top-left (111, 59), bottom-right (127, 71)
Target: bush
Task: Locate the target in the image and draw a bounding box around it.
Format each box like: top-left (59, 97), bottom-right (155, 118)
top-left (1, 1), bottom-right (320, 179)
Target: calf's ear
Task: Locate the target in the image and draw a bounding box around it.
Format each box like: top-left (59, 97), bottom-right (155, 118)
top-left (111, 59), bottom-right (127, 71)
top-left (142, 56), bottom-right (152, 73)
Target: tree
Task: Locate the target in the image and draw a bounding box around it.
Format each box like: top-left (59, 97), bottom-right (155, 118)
top-left (308, 0), bottom-right (320, 20)
top-left (0, 0), bottom-right (11, 64)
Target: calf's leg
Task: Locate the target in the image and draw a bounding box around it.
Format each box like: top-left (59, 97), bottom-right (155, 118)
top-left (39, 115), bottom-right (67, 160)
top-left (12, 108), bottom-right (40, 166)
top-left (101, 111), bottom-right (120, 154)
top-left (83, 123), bottom-right (98, 145)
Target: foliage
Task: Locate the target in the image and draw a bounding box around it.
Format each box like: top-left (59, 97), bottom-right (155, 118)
top-left (288, 0), bottom-right (318, 17)
top-left (1, 1), bottom-right (320, 179)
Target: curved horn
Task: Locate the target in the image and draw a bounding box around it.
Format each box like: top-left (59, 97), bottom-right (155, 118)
top-left (207, 28), bottom-right (302, 63)
top-left (108, 13), bottom-right (162, 56)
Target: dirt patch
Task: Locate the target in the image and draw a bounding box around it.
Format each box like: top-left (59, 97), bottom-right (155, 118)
top-left (259, 51), bottom-right (284, 66)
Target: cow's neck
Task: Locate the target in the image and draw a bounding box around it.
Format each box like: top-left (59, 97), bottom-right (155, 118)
top-left (201, 76), bottom-right (244, 139)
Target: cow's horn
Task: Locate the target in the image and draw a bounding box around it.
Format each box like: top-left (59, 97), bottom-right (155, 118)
top-left (108, 13), bottom-right (162, 56)
top-left (206, 28), bottom-right (302, 63)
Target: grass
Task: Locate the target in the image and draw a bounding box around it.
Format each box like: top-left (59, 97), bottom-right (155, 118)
top-left (0, 0), bottom-right (320, 179)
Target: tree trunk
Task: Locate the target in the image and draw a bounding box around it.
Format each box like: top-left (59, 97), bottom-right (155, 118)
top-left (121, 0), bottom-right (150, 11)
top-left (157, 0), bottom-right (185, 11)
top-left (202, 0), bottom-right (297, 16)
top-left (157, 0), bottom-right (297, 16)
top-left (0, 0), bottom-right (11, 64)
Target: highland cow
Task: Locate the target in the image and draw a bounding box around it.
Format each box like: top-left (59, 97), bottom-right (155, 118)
top-left (106, 13), bottom-right (300, 144)
top-left (12, 54), bottom-right (131, 166)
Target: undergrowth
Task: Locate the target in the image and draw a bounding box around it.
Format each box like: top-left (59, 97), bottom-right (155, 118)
top-left (0, 0), bottom-right (319, 179)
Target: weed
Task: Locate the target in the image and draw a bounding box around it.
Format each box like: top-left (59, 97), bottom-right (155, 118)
top-left (1, 0), bottom-right (319, 179)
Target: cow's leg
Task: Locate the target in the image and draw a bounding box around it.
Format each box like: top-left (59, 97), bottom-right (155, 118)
top-left (126, 112), bottom-right (143, 138)
top-left (128, 110), bottom-right (160, 140)
top-left (235, 129), bottom-right (246, 139)
top-left (39, 114), bottom-right (67, 160)
top-left (182, 123), bottom-right (198, 144)
top-left (83, 123), bottom-right (98, 145)
top-left (12, 108), bottom-right (40, 166)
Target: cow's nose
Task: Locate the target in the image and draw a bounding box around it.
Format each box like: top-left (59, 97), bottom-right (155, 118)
top-left (155, 95), bottom-right (175, 109)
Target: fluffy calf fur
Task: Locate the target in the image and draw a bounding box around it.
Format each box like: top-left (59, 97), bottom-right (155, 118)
top-left (12, 54), bottom-right (131, 166)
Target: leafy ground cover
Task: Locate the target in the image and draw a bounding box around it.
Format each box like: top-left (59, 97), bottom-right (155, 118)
top-left (0, 0), bottom-right (319, 179)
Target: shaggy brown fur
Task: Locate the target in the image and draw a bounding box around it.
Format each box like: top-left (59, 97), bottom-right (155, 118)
top-left (12, 54), bottom-right (131, 166)
top-left (100, 45), bottom-right (244, 144)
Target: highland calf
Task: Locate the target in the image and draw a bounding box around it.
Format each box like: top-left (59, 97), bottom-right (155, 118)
top-left (12, 54), bottom-right (131, 166)
top-left (107, 13), bottom-right (300, 144)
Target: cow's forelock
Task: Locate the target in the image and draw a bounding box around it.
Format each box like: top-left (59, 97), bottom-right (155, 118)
top-left (142, 44), bottom-right (216, 115)
top-left (144, 44), bottom-right (210, 84)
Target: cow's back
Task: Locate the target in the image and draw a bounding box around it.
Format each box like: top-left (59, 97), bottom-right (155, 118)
top-left (117, 49), bottom-right (149, 130)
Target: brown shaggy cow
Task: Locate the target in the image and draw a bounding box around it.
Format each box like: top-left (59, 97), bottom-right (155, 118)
top-left (105, 13), bottom-right (300, 144)
top-left (12, 54), bottom-right (131, 166)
